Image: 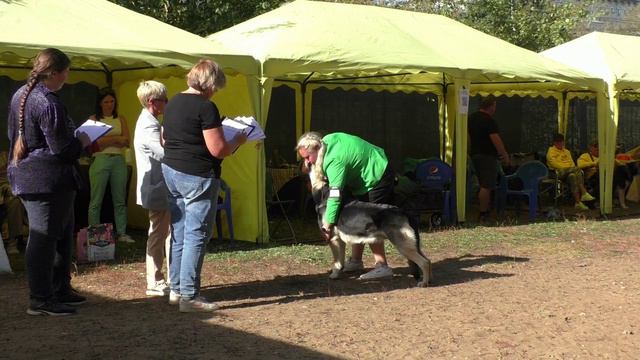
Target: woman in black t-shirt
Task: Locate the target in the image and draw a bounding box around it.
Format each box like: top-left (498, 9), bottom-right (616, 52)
top-left (161, 59), bottom-right (247, 313)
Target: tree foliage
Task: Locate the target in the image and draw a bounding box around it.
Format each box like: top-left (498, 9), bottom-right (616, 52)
top-left (110, 0), bottom-right (288, 36)
top-left (456, 0), bottom-right (596, 52)
top-left (320, 0), bottom-right (596, 52)
top-left (111, 0), bottom-right (597, 52)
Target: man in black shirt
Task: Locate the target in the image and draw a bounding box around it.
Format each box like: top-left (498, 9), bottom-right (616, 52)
top-left (468, 97), bottom-right (509, 221)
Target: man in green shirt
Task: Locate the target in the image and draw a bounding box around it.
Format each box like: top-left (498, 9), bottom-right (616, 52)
top-left (297, 132), bottom-right (396, 280)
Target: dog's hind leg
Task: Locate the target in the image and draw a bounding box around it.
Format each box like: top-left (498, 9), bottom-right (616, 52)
top-left (386, 226), bottom-right (432, 287)
top-left (328, 236), bottom-right (346, 279)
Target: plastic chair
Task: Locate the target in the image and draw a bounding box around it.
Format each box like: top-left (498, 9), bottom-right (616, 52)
top-left (414, 159), bottom-right (456, 225)
top-left (215, 180), bottom-right (234, 241)
top-left (497, 160), bottom-right (548, 220)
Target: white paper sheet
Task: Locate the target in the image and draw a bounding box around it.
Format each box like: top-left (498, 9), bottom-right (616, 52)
top-left (75, 119), bottom-right (112, 143)
top-left (222, 116), bottom-right (266, 142)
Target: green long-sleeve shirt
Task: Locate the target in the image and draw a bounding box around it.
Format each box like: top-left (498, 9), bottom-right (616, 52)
top-left (322, 133), bottom-right (388, 224)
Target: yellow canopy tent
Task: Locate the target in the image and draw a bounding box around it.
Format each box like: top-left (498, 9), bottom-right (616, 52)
top-left (542, 32), bottom-right (640, 214)
top-left (208, 0), bottom-right (606, 222)
top-left (0, 0), bottom-right (268, 241)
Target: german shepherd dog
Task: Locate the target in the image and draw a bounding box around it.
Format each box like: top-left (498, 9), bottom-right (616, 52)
top-left (312, 184), bottom-right (432, 287)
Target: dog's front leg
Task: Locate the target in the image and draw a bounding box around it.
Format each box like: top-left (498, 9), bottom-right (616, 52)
top-left (328, 235), bottom-right (345, 279)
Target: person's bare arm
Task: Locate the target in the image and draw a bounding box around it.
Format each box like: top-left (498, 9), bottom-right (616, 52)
top-left (91, 114), bottom-right (129, 148)
top-left (119, 115), bottom-right (130, 147)
top-left (203, 127), bottom-right (247, 158)
top-left (489, 133), bottom-right (510, 166)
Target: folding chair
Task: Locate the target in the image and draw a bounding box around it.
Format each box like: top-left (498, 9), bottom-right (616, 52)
top-left (535, 151), bottom-right (569, 208)
top-left (265, 172), bottom-right (296, 243)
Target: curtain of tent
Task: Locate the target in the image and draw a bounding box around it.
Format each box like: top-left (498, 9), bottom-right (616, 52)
top-left (272, 81), bottom-right (600, 222)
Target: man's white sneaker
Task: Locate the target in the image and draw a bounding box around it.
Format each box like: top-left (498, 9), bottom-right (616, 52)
top-left (169, 290), bottom-right (181, 305)
top-left (581, 192), bottom-right (595, 202)
top-left (146, 280), bottom-right (170, 297)
top-left (343, 257), bottom-right (364, 272)
top-left (179, 296), bottom-right (219, 313)
top-left (117, 234), bottom-right (135, 244)
top-left (358, 263), bottom-right (393, 280)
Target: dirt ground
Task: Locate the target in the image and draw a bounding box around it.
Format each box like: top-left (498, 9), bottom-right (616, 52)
top-left (1, 218), bottom-right (640, 360)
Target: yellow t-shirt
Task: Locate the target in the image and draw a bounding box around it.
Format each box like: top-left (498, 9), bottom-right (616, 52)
top-left (546, 146), bottom-right (575, 170)
top-left (577, 152), bottom-right (598, 179)
top-left (95, 116), bottom-right (124, 155)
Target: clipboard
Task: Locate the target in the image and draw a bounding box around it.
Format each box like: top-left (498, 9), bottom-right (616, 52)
top-left (75, 119), bottom-right (112, 143)
top-left (222, 118), bottom-right (253, 139)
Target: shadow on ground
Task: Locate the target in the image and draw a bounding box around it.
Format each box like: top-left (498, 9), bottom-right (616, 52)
top-left (200, 253), bottom-right (527, 310)
top-left (0, 272), bottom-right (340, 360)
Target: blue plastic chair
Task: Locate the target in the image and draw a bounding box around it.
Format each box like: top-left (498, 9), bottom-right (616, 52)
top-left (414, 159), bottom-right (456, 225)
top-left (497, 160), bottom-right (548, 221)
top-left (215, 180), bottom-right (234, 241)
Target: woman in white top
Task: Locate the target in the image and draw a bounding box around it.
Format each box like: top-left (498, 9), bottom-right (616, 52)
top-left (88, 87), bottom-right (133, 243)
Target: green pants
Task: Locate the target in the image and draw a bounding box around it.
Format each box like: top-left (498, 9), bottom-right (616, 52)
top-left (88, 154), bottom-right (128, 235)
top-left (557, 167), bottom-right (584, 195)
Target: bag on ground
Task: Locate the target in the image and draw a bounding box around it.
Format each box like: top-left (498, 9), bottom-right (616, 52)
top-left (76, 223), bottom-right (115, 263)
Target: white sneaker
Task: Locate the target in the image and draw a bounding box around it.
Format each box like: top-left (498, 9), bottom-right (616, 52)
top-left (117, 234), bottom-right (135, 243)
top-left (146, 280), bottom-right (170, 297)
top-left (343, 257), bottom-right (364, 272)
top-left (581, 192), bottom-right (595, 202)
top-left (358, 263), bottom-right (393, 280)
top-left (179, 296), bottom-right (219, 313)
top-left (169, 290), bottom-right (181, 305)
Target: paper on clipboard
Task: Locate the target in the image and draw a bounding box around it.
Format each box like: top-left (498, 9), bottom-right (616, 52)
top-left (75, 119), bottom-right (112, 143)
top-left (222, 116), bottom-right (266, 142)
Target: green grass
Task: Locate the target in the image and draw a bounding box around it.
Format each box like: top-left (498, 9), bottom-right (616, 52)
top-left (5, 215), bottom-right (640, 273)
top-left (204, 243), bottom-right (329, 265)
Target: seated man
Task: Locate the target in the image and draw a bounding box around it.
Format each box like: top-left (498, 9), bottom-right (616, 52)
top-left (613, 146), bottom-right (638, 209)
top-left (546, 133), bottom-right (594, 211)
top-left (577, 141), bottom-right (599, 198)
top-left (578, 142), bottom-right (636, 209)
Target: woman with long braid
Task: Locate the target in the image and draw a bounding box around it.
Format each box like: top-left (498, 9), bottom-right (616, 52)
top-left (7, 48), bottom-right (92, 316)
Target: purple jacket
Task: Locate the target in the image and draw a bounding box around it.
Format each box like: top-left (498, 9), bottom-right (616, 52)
top-left (7, 82), bottom-right (84, 195)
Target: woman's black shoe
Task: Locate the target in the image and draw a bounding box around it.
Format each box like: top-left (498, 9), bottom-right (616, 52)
top-left (56, 289), bottom-right (87, 306)
top-left (27, 301), bottom-right (76, 316)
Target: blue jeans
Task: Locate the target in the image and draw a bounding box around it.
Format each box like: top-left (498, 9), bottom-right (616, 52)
top-left (161, 164), bottom-right (219, 299)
